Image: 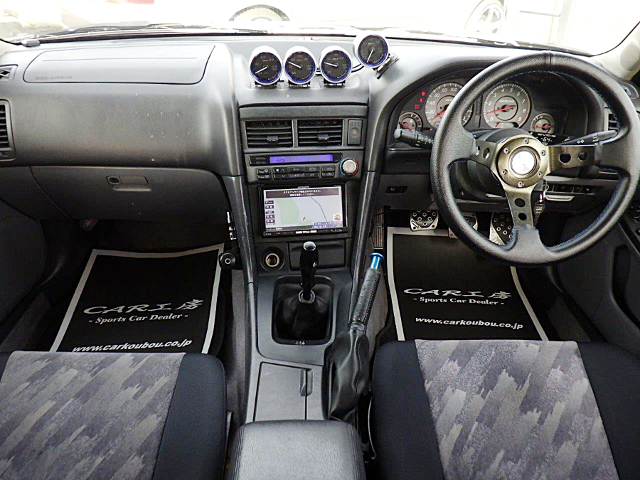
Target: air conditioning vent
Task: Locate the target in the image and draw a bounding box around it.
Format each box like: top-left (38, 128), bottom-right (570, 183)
top-left (297, 119), bottom-right (343, 147)
top-left (605, 108), bottom-right (619, 131)
top-left (245, 120), bottom-right (293, 148)
top-left (0, 66), bottom-right (16, 82)
top-left (0, 103), bottom-right (14, 160)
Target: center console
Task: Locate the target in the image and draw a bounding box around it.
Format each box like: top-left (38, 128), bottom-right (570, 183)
top-left (239, 105), bottom-right (367, 422)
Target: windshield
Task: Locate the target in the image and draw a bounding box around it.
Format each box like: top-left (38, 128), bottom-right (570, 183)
top-left (1, 0), bottom-right (638, 55)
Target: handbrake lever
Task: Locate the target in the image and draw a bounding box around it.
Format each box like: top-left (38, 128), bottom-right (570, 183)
top-left (351, 253), bottom-right (384, 325)
top-left (325, 253), bottom-right (384, 422)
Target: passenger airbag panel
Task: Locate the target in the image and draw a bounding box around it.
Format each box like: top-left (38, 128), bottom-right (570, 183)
top-left (24, 44), bottom-right (214, 84)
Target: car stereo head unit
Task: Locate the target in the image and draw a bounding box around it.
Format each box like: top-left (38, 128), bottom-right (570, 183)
top-left (262, 185), bottom-right (347, 236)
top-left (250, 153), bottom-right (341, 166)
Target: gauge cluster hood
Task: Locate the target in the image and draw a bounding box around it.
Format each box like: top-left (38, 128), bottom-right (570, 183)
top-left (23, 44), bottom-right (214, 84)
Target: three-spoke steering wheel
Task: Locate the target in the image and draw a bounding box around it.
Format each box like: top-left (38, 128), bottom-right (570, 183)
top-left (431, 51), bottom-right (640, 266)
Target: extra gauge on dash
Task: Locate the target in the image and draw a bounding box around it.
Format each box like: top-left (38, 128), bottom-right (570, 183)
top-left (320, 46), bottom-right (352, 84)
top-left (353, 33), bottom-right (389, 68)
top-left (284, 46), bottom-right (316, 85)
top-left (249, 46), bottom-right (282, 86)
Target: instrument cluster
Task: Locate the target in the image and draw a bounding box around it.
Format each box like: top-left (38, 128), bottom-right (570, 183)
top-left (396, 73), bottom-right (580, 143)
top-left (249, 33), bottom-right (390, 87)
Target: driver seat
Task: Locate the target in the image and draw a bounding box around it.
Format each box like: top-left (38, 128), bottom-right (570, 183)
top-left (372, 340), bottom-right (640, 479)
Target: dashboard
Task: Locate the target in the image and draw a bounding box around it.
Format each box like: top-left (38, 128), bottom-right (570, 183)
top-left (0, 34), bottom-right (636, 254)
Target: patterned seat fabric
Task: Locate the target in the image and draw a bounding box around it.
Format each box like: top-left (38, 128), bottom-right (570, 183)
top-left (0, 351), bottom-right (226, 480)
top-left (373, 340), bottom-right (640, 480)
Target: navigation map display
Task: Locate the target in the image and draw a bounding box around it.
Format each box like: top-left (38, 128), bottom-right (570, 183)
top-left (263, 186), bottom-right (345, 234)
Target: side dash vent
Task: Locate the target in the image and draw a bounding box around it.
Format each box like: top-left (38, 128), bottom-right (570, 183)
top-left (297, 119), bottom-right (343, 147)
top-left (0, 66), bottom-right (16, 82)
top-left (245, 120), bottom-right (293, 148)
top-left (0, 102), bottom-right (14, 160)
top-left (606, 108), bottom-right (619, 131)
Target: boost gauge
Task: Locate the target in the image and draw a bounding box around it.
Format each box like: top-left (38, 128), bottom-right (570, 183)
top-left (284, 46), bottom-right (316, 85)
top-left (320, 46), bottom-right (352, 84)
top-left (353, 33), bottom-right (389, 68)
top-left (398, 112), bottom-right (423, 131)
top-left (483, 83), bottom-right (531, 128)
top-left (530, 113), bottom-right (556, 134)
top-left (424, 83), bottom-right (473, 128)
top-left (249, 46), bottom-right (282, 86)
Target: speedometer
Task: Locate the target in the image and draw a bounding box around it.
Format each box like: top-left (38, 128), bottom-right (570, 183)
top-left (424, 83), bottom-right (473, 128)
top-left (483, 83), bottom-right (531, 128)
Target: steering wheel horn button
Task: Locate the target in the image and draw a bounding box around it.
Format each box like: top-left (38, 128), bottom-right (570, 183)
top-left (495, 135), bottom-right (549, 189)
top-left (510, 148), bottom-right (537, 176)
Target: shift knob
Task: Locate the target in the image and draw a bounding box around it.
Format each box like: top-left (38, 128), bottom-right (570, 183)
top-left (300, 241), bottom-right (318, 301)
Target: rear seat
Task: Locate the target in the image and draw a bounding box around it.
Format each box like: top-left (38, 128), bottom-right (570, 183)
top-left (0, 351), bottom-right (226, 480)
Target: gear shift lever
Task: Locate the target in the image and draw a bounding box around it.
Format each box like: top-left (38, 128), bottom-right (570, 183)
top-left (273, 241), bottom-right (330, 341)
top-left (300, 241), bottom-right (318, 301)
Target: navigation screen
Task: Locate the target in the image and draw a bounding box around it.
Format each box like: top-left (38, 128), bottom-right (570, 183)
top-left (263, 186), bottom-right (345, 234)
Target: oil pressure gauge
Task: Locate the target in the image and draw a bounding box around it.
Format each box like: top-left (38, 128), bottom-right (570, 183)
top-left (284, 46), bottom-right (316, 85)
top-left (320, 46), bottom-right (352, 84)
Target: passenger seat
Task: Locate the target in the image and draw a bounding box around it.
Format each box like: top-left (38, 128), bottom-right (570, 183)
top-left (0, 351), bottom-right (226, 480)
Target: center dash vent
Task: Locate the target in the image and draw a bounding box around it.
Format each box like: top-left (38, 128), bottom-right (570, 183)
top-left (0, 66), bottom-right (16, 82)
top-left (297, 119), bottom-right (343, 147)
top-left (245, 120), bottom-right (293, 148)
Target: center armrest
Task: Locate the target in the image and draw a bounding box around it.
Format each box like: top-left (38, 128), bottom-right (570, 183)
top-left (228, 420), bottom-right (365, 480)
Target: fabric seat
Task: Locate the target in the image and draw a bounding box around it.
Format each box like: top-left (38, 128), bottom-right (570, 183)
top-left (0, 351), bottom-right (226, 480)
top-left (372, 340), bottom-right (640, 480)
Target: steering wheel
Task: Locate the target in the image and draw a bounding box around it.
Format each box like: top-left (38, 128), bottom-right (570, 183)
top-left (431, 51), bottom-right (640, 266)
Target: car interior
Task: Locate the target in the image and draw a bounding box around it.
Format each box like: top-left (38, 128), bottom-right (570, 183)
top-left (1, 3), bottom-right (640, 479)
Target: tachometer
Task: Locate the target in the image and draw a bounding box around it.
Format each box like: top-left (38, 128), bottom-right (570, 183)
top-left (398, 112), bottom-right (423, 131)
top-left (530, 113), bottom-right (556, 134)
top-left (424, 83), bottom-right (473, 128)
top-left (483, 83), bottom-right (531, 128)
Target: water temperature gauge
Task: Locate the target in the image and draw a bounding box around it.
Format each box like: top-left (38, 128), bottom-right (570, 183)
top-left (398, 112), bottom-right (423, 131)
top-left (530, 113), bottom-right (556, 134)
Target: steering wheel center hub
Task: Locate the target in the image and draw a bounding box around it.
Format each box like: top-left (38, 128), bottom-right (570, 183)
top-left (496, 135), bottom-right (548, 188)
top-left (510, 149), bottom-right (537, 175)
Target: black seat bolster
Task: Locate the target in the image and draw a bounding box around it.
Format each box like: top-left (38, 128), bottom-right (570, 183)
top-left (371, 341), bottom-right (444, 480)
top-left (578, 342), bottom-right (640, 480)
top-left (153, 354), bottom-right (227, 480)
top-left (229, 420), bottom-right (365, 480)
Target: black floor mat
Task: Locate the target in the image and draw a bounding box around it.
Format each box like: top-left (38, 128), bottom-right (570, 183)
top-left (387, 229), bottom-right (547, 341)
top-left (50, 245), bottom-right (224, 353)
